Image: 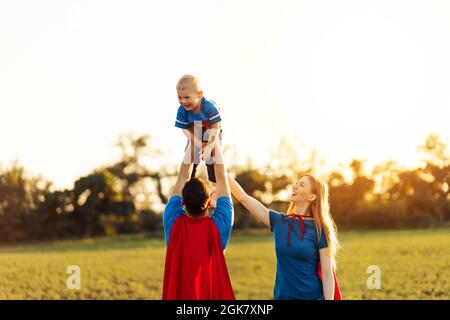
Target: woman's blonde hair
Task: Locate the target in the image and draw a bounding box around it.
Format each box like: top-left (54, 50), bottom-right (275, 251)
top-left (287, 173), bottom-right (339, 269)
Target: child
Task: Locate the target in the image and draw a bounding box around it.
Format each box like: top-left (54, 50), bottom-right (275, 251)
top-left (175, 74), bottom-right (222, 185)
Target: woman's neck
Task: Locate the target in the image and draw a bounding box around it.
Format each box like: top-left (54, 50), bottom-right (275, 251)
top-left (294, 204), bottom-right (312, 217)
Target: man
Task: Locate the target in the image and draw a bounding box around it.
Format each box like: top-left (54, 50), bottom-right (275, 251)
top-left (162, 141), bottom-right (235, 300)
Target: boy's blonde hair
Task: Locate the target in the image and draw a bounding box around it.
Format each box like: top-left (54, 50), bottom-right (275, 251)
top-left (176, 74), bottom-right (202, 92)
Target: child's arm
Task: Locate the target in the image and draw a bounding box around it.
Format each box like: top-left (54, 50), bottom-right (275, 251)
top-left (182, 128), bottom-right (205, 149)
top-left (201, 122), bottom-right (220, 160)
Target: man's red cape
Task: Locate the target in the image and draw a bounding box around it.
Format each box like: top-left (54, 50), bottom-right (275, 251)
top-left (317, 263), bottom-right (342, 300)
top-left (162, 215), bottom-right (235, 300)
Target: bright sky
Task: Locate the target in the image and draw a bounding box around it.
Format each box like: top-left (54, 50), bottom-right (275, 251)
top-left (1, 0), bottom-right (449, 189)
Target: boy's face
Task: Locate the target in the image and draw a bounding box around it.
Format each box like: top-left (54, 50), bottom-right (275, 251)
top-left (177, 85), bottom-right (202, 111)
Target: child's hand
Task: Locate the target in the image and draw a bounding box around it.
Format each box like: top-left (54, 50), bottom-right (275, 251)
top-left (189, 136), bottom-right (206, 149)
top-left (201, 144), bottom-right (213, 161)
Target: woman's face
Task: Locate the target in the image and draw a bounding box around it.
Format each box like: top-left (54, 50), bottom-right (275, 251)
top-left (290, 176), bottom-right (316, 204)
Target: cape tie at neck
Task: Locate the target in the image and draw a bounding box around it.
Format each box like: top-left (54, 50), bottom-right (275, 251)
top-left (286, 214), bottom-right (311, 247)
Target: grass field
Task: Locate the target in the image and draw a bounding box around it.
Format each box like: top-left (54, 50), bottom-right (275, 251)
top-left (0, 228), bottom-right (449, 299)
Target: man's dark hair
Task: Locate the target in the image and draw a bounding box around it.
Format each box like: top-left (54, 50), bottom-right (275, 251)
top-left (182, 178), bottom-right (210, 216)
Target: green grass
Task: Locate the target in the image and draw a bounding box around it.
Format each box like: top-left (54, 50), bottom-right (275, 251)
top-left (0, 228), bottom-right (449, 299)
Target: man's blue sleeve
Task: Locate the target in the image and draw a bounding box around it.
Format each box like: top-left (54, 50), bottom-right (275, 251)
top-left (206, 100), bottom-right (222, 125)
top-left (163, 195), bottom-right (185, 245)
top-left (175, 107), bottom-right (189, 129)
top-left (211, 196), bottom-right (233, 250)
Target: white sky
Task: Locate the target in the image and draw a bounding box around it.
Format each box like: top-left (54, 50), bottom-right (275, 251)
top-left (1, 0), bottom-right (449, 189)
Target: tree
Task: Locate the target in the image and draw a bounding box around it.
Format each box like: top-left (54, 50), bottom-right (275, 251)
top-left (72, 169), bottom-right (135, 237)
top-left (0, 162), bottom-right (50, 242)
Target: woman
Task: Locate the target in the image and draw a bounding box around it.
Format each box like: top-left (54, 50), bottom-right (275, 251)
top-left (228, 173), bottom-right (341, 300)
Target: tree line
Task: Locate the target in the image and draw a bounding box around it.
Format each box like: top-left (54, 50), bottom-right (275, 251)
top-left (0, 133), bottom-right (448, 243)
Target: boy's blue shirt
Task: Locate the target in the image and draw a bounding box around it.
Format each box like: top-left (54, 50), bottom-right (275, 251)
top-left (175, 96), bottom-right (222, 129)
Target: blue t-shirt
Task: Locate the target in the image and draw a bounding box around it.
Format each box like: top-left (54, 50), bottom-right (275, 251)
top-left (269, 210), bottom-right (328, 300)
top-left (175, 96), bottom-right (222, 130)
top-left (163, 195), bottom-right (233, 250)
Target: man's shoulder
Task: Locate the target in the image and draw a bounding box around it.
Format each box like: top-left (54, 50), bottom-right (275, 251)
top-left (166, 194), bottom-right (183, 204)
top-left (164, 196), bottom-right (183, 214)
top-left (213, 196), bottom-right (233, 214)
top-left (216, 195), bottom-right (232, 204)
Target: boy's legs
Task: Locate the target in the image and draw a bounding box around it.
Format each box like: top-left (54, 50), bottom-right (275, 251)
top-left (206, 159), bottom-right (217, 207)
top-left (191, 163), bottom-right (199, 180)
top-left (206, 155), bottom-right (217, 183)
top-left (185, 139), bottom-right (202, 180)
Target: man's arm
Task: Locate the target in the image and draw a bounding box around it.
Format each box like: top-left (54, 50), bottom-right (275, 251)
top-left (209, 141), bottom-right (234, 250)
top-left (170, 142), bottom-right (194, 196)
top-left (212, 142), bottom-right (230, 199)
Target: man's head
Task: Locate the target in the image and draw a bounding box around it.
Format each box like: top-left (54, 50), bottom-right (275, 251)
top-left (182, 177), bottom-right (211, 217)
top-left (176, 74), bottom-right (203, 112)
